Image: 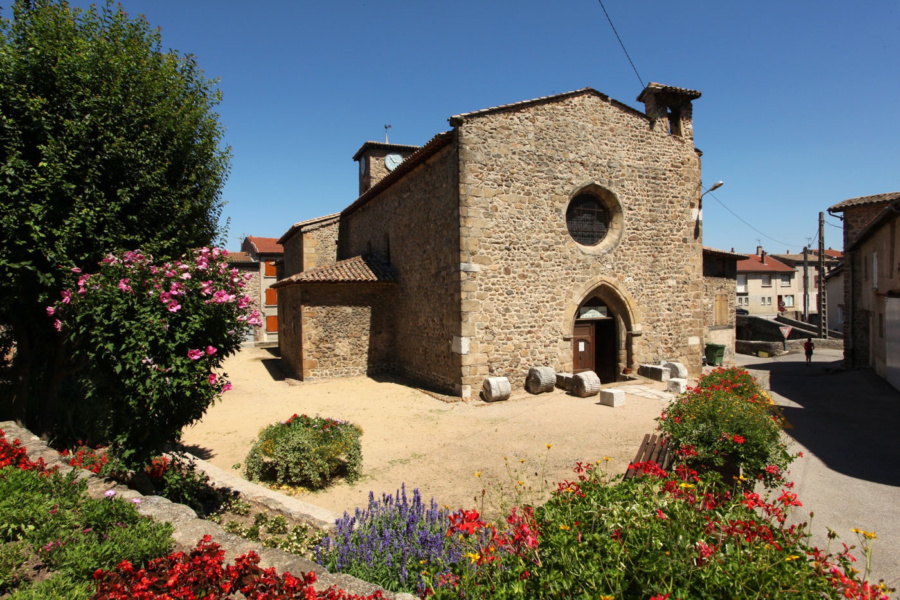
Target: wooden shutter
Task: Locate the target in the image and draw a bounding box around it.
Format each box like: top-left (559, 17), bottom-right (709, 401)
top-left (265, 287), bottom-right (277, 306)
top-left (715, 294), bottom-right (729, 325)
top-left (266, 315), bottom-right (278, 332)
top-left (264, 261), bottom-right (277, 277)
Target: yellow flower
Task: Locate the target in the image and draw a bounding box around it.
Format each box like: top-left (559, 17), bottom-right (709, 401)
top-left (604, 456), bottom-right (612, 462)
top-left (785, 555), bottom-right (800, 561)
top-left (546, 443), bottom-right (553, 449)
top-left (679, 482), bottom-right (695, 489)
top-left (466, 552), bottom-right (480, 564)
top-left (559, 525), bottom-right (571, 531)
top-left (600, 596), bottom-right (615, 600)
top-left (851, 527), bottom-right (862, 534)
top-left (475, 471), bottom-right (481, 478)
top-left (518, 480), bottom-right (525, 486)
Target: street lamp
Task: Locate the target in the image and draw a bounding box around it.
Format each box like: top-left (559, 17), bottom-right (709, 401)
top-left (702, 180), bottom-right (724, 198)
top-left (694, 180), bottom-right (723, 240)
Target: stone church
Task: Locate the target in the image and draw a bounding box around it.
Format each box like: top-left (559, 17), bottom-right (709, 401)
top-left (275, 83), bottom-right (709, 398)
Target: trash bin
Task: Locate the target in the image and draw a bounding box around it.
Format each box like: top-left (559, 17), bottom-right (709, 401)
top-left (705, 343), bottom-right (726, 366)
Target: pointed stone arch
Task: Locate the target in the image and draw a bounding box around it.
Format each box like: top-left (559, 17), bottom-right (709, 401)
top-left (563, 276), bottom-right (643, 379)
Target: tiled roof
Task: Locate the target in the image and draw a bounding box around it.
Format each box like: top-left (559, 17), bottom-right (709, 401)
top-left (245, 236), bottom-right (284, 255)
top-left (636, 82), bottom-right (702, 103)
top-left (226, 251), bottom-right (255, 263)
top-left (351, 141), bottom-right (422, 162)
top-left (277, 213), bottom-right (340, 245)
top-left (847, 198), bottom-right (900, 252)
top-left (771, 249), bottom-right (842, 265)
top-left (703, 247), bottom-right (748, 260)
top-left (736, 253), bottom-right (795, 273)
top-left (828, 192), bottom-right (900, 213)
top-left (274, 254), bottom-right (397, 287)
top-left (449, 88), bottom-right (607, 125)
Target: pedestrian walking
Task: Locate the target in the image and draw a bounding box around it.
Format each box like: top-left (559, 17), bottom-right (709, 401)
top-left (804, 337), bottom-right (814, 366)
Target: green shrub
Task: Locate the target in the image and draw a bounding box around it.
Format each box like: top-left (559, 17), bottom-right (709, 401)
top-left (143, 455), bottom-right (224, 517)
top-left (658, 367), bottom-right (795, 486)
top-left (245, 414), bottom-right (362, 489)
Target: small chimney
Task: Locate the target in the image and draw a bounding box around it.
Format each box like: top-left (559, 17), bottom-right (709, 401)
top-left (756, 246), bottom-right (763, 256)
top-left (761, 251), bottom-right (767, 264)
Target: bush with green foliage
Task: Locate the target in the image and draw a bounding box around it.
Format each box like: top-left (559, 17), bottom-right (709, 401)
top-left (658, 366), bottom-right (795, 486)
top-left (245, 414), bottom-right (362, 489)
top-left (0, 0), bottom-right (230, 442)
top-left (49, 247), bottom-right (258, 467)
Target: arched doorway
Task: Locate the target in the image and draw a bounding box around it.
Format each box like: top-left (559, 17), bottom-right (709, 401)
top-left (573, 296), bottom-right (619, 383)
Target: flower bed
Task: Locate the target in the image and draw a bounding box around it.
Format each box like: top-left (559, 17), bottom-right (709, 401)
top-left (422, 462), bottom-right (892, 599)
top-left (658, 366), bottom-right (796, 486)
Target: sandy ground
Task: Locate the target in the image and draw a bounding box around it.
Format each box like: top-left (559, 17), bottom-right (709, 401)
top-left (180, 347), bottom-right (671, 518)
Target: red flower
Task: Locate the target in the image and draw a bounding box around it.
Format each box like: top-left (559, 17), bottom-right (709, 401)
top-left (732, 434), bottom-right (745, 444)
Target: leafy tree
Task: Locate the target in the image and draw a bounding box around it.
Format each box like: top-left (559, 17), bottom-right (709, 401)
top-left (0, 0), bottom-right (231, 435)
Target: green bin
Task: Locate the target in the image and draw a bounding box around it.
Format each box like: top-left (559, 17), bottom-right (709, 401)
top-left (705, 343), bottom-right (726, 366)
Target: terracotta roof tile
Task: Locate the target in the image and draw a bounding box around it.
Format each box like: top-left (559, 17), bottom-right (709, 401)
top-left (828, 192), bottom-right (900, 213)
top-left (736, 253), bottom-right (795, 273)
top-left (245, 236), bottom-right (284, 255)
top-left (636, 82), bottom-right (702, 102)
top-left (275, 255), bottom-right (397, 286)
top-left (226, 251), bottom-right (255, 263)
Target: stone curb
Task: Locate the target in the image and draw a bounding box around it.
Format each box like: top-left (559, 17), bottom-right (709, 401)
top-left (0, 421), bottom-right (415, 600)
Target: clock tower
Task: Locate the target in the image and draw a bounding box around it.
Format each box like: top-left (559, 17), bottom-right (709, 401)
top-left (352, 141), bottom-right (421, 196)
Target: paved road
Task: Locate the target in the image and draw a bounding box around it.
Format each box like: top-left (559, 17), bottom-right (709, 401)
top-left (737, 348), bottom-right (900, 590)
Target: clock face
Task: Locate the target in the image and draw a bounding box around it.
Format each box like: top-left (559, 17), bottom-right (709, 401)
top-left (385, 153), bottom-right (402, 172)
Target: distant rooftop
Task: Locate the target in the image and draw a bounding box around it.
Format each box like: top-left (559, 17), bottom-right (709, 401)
top-left (828, 191), bottom-right (900, 213)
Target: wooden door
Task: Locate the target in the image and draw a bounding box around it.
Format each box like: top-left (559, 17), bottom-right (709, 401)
top-left (573, 322), bottom-right (594, 373)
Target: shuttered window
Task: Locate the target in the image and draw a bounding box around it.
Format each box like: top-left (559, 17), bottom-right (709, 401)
top-left (715, 294), bottom-right (729, 325)
top-left (266, 315), bottom-right (278, 332)
top-left (264, 261), bottom-right (277, 277)
top-left (265, 287), bottom-right (277, 306)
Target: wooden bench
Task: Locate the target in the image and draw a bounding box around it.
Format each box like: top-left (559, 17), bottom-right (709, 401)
top-left (623, 433), bottom-right (673, 480)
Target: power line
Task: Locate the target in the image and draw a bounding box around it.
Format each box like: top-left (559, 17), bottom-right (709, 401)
top-left (597, 0), bottom-right (644, 88)
top-left (706, 191), bottom-right (805, 249)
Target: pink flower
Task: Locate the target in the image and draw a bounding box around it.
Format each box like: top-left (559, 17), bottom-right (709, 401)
top-left (54, 319), bottom-right (62, 331)
top-left (208, 373), bottom-right (217, 385)
top-left (205, 346), bottom-right (216, 356)
top-left (118, 278), bottom-right (132, 293)
top-left (222, 382), bottom-right (233, 392)
top-left (187, 349), bottom-right (204, 360)
top-left (46, 306), bottom-right (56, 316)
top-left (71, 267), bottom-right (82, 274)
top-left (166, 301), bottom-right (181, 313)
top-left (61, 289), bottom-right (72, 304)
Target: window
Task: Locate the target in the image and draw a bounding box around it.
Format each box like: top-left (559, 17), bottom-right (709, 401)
top-left (265, 287), bottom-right (277, 306)
top-left (737, 274), bottom-right (747, 293)
top-left (737, 296), bottom-right (748, 306)
top-left (264, 261), bottom-right (277, 277)
top-left (783, 295), bottom-right (794, 308)
top-left (760, 274), bottom-right (772, 287)
top-left (765, 297), bottom-right (772, 306)
top-left (566, 194), bottom-right (610, 246)
top-left (781, 273), bottom-right (791, 286)
top-left (266, 315), bottom-right (278, 333)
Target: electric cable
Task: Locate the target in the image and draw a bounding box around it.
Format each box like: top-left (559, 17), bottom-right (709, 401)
top-left (597, 0), bottom-right (644, 88)
top-left (706, 191), bottom-right (805, 249)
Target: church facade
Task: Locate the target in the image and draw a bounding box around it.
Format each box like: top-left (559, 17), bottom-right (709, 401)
top-left (276, 83), bottom-right (709, 398)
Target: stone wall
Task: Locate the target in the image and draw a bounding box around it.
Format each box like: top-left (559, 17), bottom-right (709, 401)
top-left (279, 283), bottom-right (395, 380)
top-left (282, 218), bottom-right (339, 278)
top-left (338, 144), bottom-right (463, 394)
top-left (455, 92), bottom-right (704, 392)
top-left (704, 274), bottom-right (737, 363)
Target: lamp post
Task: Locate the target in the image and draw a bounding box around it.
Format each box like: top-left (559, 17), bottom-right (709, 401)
top-left (695, 180), bottom-right (723, 239)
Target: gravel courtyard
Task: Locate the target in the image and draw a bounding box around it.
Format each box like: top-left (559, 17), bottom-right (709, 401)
top-left (179, 346), bottom-right (672, 517)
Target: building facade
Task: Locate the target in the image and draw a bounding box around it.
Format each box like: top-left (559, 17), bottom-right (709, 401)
top-left (736, 248), bottom-right (798, 317)
top-left (239, 236), bottom-right (284, 344)
top-left (829, 192), bottom-right (900, 389)
top-left (703, 247), bottom-right (746, 364)
top-left (276, 84), bottom-right (712, 397)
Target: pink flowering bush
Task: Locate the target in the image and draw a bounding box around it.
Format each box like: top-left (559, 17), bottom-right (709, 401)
top-left (50, 247), bottom-right (259, 466)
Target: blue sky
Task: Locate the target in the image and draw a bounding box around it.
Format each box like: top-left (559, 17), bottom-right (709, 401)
top-left (60, 2), bottom-right (900, 254)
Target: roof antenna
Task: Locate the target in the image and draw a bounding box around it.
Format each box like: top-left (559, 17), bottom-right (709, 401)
top-left (384, 124), bottom-right (391, 144)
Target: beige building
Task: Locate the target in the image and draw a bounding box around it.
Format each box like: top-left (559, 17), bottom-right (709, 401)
top-left (828, 192), bottom-right (900, 390)
top-left (770, 248), bottom-right (841, 323)
top-left (703, 247), bottom-right (746, 364)
top-left (275, 84), bottom-right (716, 397)
top-left (736, 248), bottom-right (798, 317)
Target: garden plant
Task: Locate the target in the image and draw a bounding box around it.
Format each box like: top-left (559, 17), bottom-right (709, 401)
top-left (658, 366), bottom-right (796, 486)
top-left (316, 485), bottom-right (461, 594)
top-left (245, 414), bottom-right (363, 489)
